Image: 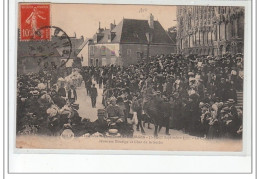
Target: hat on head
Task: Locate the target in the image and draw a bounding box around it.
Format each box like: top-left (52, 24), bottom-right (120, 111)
top-left (162, 95), bottom-right (167, 99)
top-left (71, 103), bottom-right (79, 109)
top-left (188, 72), bottom-right (194, 76)
top-left (97, 109), bottom-right (106, 116)
top-left (220, 110), bottom-right (225, 113)
top-left (110, 96), bottom-right (117, 102)
top-left (156, 91), bottom-right (161, 95)
top-left (205, 103), bottom-right (210, 108)
top-left (199, 102), bottom-right (205, 108)
top-left (223, 107), bottom-right (230, 111)
top-left (228, 99), bottom-right (235, 104)
top-left (32, 90), bottom-right (39, 96)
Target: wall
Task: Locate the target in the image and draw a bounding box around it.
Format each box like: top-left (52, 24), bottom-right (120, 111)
top-left (77, 43), bottom-right (89, 66)
top-left (120, 44), bottom-right (146, 66)
top-left (177, 6), bottom-right (244, 56)
top-left (89, 43), bottom-right (120, 66)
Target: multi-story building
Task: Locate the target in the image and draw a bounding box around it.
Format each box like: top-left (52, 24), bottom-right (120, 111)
top-left (176, 6), bottom-right (244, 56)
top-left (79, 14), bottom-right (176, 67)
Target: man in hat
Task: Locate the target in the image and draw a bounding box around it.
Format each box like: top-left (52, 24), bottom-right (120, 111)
top-left (90, 84), bottom-right (98, 108)
top-left (91, 109), bottom-right (108, 134)
top-left (58, 83), bottom-right (66, 98)
top-left (227, 99), bottom-right (240, 136)
top-left (106, 97), bottom-right (124, 122)
top-left (68, 85), bottom-right (77, 104)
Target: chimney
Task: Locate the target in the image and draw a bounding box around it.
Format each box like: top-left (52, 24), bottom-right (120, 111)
top-left (149, 13), bottom-right (154, 29)
top-left (96, 21), bottom-right (104, 43)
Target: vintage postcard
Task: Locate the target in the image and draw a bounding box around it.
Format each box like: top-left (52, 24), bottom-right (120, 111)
top-left (16, 2), bottom-right (247, 151)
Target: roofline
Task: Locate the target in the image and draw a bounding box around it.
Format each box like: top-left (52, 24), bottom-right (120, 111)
top-left (89, 42), bottom-right (120, 45)
top-left (18, 55), bottom-right (62, 58)
top-left (119, 42), bottom-right (176, 46)
top-left (123, 18), bottom-right (159, 22)
top-left (89, 42), bottom-right (176, 46)
top-left (77, 39), bottom-right (91, 54)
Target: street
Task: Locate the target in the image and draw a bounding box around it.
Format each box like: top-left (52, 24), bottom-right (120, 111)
top-left (75, 81), bottom-right (199, 138)
top-left (76, 80), bottom-right (104, 122)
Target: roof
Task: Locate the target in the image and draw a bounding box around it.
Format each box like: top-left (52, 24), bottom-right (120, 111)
top-left (111, 20), bottom-right (124, 43)
top-left (18, 35), bottom-right (85, 58)
top-left (77, 38), bottom-right (91, 54)
top-left (78, 38), bottom-right (90, 50)
top-left (18, 40), bottom-right (61, 58)
top-left (94, 18), bottom-right (174, 45)
top-left (97, 29), bottom-right (112, 43)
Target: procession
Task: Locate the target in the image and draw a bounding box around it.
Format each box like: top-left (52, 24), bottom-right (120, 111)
top-left (16, 5), bottom-right (245, 149)
top-left (16, 52), bottom-right (243, 139)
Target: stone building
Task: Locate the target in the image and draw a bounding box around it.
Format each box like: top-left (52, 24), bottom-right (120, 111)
top-left (176, 6), bottom-right (244, 56)
top-left (82, 14), bottom-right (176, 67)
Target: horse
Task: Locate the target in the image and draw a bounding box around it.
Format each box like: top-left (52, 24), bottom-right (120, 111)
top-left (143, 96), bottom-right (166, 137)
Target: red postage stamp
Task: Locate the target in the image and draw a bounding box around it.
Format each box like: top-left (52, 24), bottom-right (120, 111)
top-left (20, 4), bottom-right (50, 41)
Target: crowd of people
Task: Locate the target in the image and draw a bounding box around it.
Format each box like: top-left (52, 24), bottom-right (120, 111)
top-left (17, 53), bottom-right (243, 139)
top-left (80, 53), bottom-right (243, 139)
top-left (16, 68), bottom-right (133, 137)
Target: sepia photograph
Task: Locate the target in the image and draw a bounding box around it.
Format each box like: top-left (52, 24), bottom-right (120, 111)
top-left (16, 3), bottom-right (245, 151)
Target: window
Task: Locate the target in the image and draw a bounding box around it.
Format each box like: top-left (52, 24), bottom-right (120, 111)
top-left (127, 49), bottom-right (131, 55)
top-left (90, 46), bottom-right (94, 55)
top-left (90, 58), bottom-right (94, 66)
top-left (137, 52), bottom-right (143, 59)
top-left (102, 58), bottom-right (107, 66)
top-left (101, 46), bottom-right (106, 56)
top-left (95, 59), bottom-right (99, 67)
top-left (111, 46), bottom-right (115, 56)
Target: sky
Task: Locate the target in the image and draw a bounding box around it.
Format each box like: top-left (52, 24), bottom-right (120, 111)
top-left (52, 4), bottom-right (177, 40)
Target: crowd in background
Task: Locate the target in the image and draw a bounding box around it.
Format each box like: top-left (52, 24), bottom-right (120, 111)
top-left (16, 53), bottom-right (243, 139)
top-left (81, 53), bottom-right (243, 138)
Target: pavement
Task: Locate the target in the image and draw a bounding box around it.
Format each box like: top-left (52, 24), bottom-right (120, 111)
top-left (75, 80), bottom-right (104, 122)
top-left (75, 80), bottom-right (191, 138)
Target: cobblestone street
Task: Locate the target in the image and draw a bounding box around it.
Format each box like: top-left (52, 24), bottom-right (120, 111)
top-left (76, 81), bottom-right (104, 122)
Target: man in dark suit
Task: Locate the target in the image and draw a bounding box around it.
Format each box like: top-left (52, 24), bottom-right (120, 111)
top-left (58, 83), bottom-right (66, 98)
top-left (90, 84), bottom-right (98, 108)
top-left (68, 85), bottom-right (77, 104)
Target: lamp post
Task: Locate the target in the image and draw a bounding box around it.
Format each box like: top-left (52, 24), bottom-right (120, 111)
top-left (145, 32), bottom-right (153, 61)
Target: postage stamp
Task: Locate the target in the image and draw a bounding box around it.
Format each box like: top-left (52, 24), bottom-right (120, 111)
top-left (15, 3), bottom-right (249, 152)
top-left (20, 4), bottom-right (50, 40)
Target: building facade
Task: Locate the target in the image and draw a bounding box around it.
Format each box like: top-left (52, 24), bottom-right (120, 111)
top-left (80, 14), bottom-right (176, 67)
top-left (176, 6), bottom-right (244, 56)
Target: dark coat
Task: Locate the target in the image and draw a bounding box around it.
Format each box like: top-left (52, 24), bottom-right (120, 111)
top-left (68, 89), bottom-right (77, 100)
top-left (90, 87), bottom-right (98, 98)
top-left (58, 87), bottom-right (66, 97)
